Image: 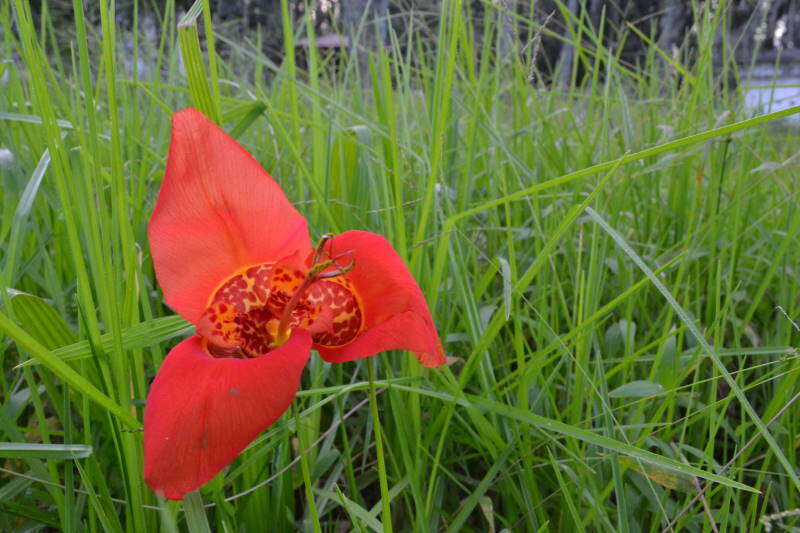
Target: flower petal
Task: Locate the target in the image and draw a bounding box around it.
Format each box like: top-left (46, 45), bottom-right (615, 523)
top-left (314, 231), bottom-right (445, 367)
top-left (148, 108), bottom-right (312, 323)
top-left (143, 331), bottom-right (312, 500)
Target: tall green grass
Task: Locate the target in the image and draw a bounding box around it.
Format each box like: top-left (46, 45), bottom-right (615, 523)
top-left (2, 0), bottom-right (800, 530)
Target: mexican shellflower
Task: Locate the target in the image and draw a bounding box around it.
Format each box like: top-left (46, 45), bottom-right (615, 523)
top-left (144, 108), bottom-right (445, 500)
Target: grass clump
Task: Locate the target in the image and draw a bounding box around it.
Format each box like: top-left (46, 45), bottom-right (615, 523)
top-left (2, 0), bottom-right (800, 530)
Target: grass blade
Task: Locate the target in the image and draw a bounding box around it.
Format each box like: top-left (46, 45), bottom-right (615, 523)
top-left (182, 491), bottom-right (212, 533)
top-left (0, 443), bottom-right (92, 460)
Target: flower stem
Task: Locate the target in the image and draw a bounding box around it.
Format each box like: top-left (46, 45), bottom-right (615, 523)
top-left (367, 357), bottom-right (393, 533)
top-left (295, 405), bottom-right (321, 533)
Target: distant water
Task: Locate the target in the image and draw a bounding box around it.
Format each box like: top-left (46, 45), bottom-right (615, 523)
top-left (743, 65), bottom-right (800, 126)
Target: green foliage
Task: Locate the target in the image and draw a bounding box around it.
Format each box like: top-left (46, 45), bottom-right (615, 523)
top-left (0, 443), bottom-right (92, 460)
top-left (2, 0), bottom-right (800, 530)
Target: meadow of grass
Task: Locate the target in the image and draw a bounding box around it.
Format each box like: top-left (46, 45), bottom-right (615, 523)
top-left (2, 0), bottom-right (800, 531)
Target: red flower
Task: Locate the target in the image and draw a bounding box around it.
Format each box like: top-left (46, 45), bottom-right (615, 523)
top-left (144, 108), bottom-right (445, 500)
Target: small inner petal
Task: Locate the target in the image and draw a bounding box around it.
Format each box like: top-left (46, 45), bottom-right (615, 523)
top-left (307, 280), bottom-right (363, 347)
top-left (197, 301), bottom-right (241, 348)
top-left (199, 261), bottom-right (364, 358)
top-left (213, 263), bottom-right (273, 314)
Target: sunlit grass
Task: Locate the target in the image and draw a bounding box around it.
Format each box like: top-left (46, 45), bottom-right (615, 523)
top-left (2, 0), bottom-right (800, 530)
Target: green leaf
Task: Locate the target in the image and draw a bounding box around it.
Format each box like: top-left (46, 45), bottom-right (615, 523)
top-left (226, 101), bottom-right (267, 139)
top-left (603, 320), bottom-right (636, 356)
top-left (15, 315), bottom-right (193, 369)
top-left (11, 146), bottom-right (50, 222)
top-left (177, 0), bottom-right (203, 25)
top-left (0, 443), bottom-right (92, 460)
top-left (619, 457), bottom-right (695, 492)
top-left (182, 491), bottom-right (212, 533)
top-left (0, 310), bottom-right (140, 429)
top-left (0, 498), bottom-right (60, 528)
top-left (497, 256), bottom-right (512, 320)
top-left (328, 127), bottom-right (362, 209)
top-left (177, 0), bottom-right (221, 123)
top-left (75, 460), bottom-right (124, 533)
top-left (317, 486), bottom-right (382, 532)
top-left (4, 384), bottom-right (45, 422)
top-left (547, 449), bottom-right (585, 532)
top-left (0, 110), bottom-right (73, 129)
top-left (4, 147), bottom-right (51, 289)
top-left (446, 441), bottom-right (515, 533)
top-left (9, 291), bottom-right (76, 350)
top-left (608, 380), bottom-right (664, 399)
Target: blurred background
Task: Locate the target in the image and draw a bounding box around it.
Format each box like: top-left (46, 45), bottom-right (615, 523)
top-left (24, 2), bottom-right (800, 69)
top-left (26, 1), bottom-right (800, 118)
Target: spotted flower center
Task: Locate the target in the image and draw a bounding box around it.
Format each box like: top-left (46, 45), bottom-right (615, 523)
top-left (198, 259), bottom-right (363, 358)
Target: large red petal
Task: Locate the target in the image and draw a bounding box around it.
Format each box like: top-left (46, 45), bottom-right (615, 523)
top-left (148, 108), bottom-right (312, 323)
top-left (143, 332), bottom-right (312, 500)
top-left (314, 231), bottom-right (445, 367)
